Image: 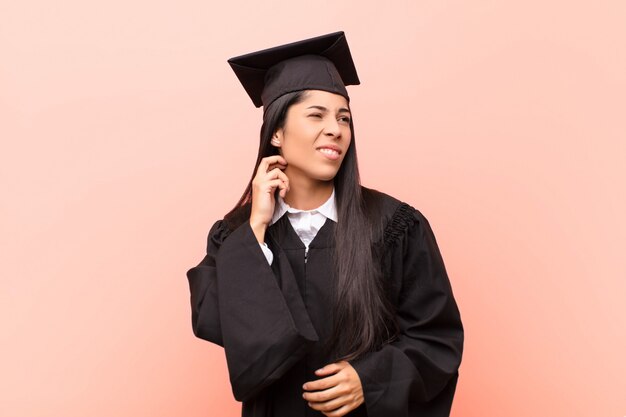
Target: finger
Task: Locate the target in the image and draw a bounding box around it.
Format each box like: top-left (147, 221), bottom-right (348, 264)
top-left (267, 164), bottom-right (287, 174)
top-left (267, 160), bottom-right (287, 169)
top-left (307, 395), bottom-right (348, 413)
top-left (315, 363), bottom-right (344, 376)
top-left (267, 158), bottom-right (287, 167)
top-left (303, 385), bottom-right (348, 403)
top-left (262, 155), bottom-right (287, 167)
top-left (265, 168), bottom-right (290, 191)
top-left (257, 155), bottom-right (287, 175)
top-left (265, 167), bottom-right (289, 182)
top-left (261, 179), bottom-right (287, 194)
top-left (303, 373), bottom-right (342, 392)
top-left (322, 404), bottom-right (354, 417)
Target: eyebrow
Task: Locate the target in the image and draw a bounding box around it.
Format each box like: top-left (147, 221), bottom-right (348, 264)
top-left (306, 105), bottom-right (351, 114)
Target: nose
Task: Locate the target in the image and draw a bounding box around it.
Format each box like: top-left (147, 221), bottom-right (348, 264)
top-left (323, 117), bottom-right (341, 138)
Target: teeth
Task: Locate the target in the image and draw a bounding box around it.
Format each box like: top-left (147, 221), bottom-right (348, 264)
top-left (319, 148), bottom-right (339, 156)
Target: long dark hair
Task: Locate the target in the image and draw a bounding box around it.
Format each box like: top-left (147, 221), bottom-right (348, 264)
top-left (224, 90), bottom-right (398, 362)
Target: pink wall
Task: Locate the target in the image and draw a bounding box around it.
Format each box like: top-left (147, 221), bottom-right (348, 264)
top-left (1, 1), bottom-right (624, 416)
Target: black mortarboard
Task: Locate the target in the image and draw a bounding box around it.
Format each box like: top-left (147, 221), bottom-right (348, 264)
top-left (228, 31), bottom-right (360, 108)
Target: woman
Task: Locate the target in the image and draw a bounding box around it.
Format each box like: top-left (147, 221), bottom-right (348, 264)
top-left (187, 31), bottom-right (464, 417)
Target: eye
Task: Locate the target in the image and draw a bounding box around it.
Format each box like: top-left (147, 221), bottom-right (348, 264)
top-left (338, 116), bottom-right (351, 123)
top-left (308, 113), bottom-right (323, 119)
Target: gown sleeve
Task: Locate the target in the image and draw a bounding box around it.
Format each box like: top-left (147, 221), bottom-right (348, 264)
top-left (186, 218), bottom-right (319, 402)
top-left (187, 220), bottom-right (227, 346)
top-left (349, 205), bottom-right (464, 417)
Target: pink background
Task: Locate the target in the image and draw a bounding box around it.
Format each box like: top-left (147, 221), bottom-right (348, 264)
top-left (1, 1), bottom-right (624, 416)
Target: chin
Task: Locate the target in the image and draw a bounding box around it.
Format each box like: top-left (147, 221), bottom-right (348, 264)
top-left (311, 169), bottom-right (340, 182)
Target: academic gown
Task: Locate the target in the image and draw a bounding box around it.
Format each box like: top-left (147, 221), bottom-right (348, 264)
top-left (186, 187), bottom-right (464, 417)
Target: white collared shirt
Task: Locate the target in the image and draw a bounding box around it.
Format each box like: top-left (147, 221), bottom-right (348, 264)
top-left (259, 188), bottom-right (337, 265)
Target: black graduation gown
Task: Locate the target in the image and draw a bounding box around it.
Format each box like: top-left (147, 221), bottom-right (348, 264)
top-left (186, 187), bottom-right (464, 417)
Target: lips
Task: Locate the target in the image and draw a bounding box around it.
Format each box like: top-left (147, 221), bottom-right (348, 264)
top-left (316, 145), bottom-right (342, 155)
top-left (317, 147), bottom-right (341, 160)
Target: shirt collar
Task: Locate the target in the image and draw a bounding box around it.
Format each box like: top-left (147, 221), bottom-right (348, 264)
top-left (270, 188), bottom-right (338, 225)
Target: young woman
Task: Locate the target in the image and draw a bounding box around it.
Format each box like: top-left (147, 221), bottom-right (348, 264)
top-left (186, 32), bottom-right (464, 417)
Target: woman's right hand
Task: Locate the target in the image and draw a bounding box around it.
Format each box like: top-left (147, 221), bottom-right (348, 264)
top-left (249, 155), bottom-right (289, 243)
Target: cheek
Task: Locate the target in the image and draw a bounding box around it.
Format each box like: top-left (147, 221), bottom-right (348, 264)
top-left (281, 131), bottom-right (317, 158)
top-left (344, 132), bottom-right (353, 149)
top-left (281, 140), bottom-right (311, 162)
top-left (343, 125), bottom-right (352, 140)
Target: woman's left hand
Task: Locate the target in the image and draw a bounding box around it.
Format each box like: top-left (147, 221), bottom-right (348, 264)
top-left (302, 361), bottom-right (364, 416)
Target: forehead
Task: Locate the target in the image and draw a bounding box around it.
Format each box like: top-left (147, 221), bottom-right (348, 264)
top-left (297, 89), bottom-right (350, 109)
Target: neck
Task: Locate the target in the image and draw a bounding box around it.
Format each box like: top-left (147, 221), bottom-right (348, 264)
top-left (282, 172), bottom-right (334, 211)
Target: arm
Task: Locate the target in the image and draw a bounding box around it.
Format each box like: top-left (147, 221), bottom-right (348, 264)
top-left (186, 219), bottom-right (318, 402)
top-left (186, 220), bottom-right (225, 346)
top-left (350, 208), bottom-right (464, 416)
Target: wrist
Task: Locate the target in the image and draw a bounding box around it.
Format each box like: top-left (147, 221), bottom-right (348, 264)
top-left (249, 219), bottom-right (268, 244)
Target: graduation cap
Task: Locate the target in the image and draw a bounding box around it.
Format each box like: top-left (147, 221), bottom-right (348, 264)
top-left (228, 31), bottom-right (360, 108)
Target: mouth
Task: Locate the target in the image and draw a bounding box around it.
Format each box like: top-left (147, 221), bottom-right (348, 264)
top-left (317, 147), bottom-right (341, 160)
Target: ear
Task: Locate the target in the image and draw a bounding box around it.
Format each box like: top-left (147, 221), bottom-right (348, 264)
top-left (272, 129), bottom-right (283, 147)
